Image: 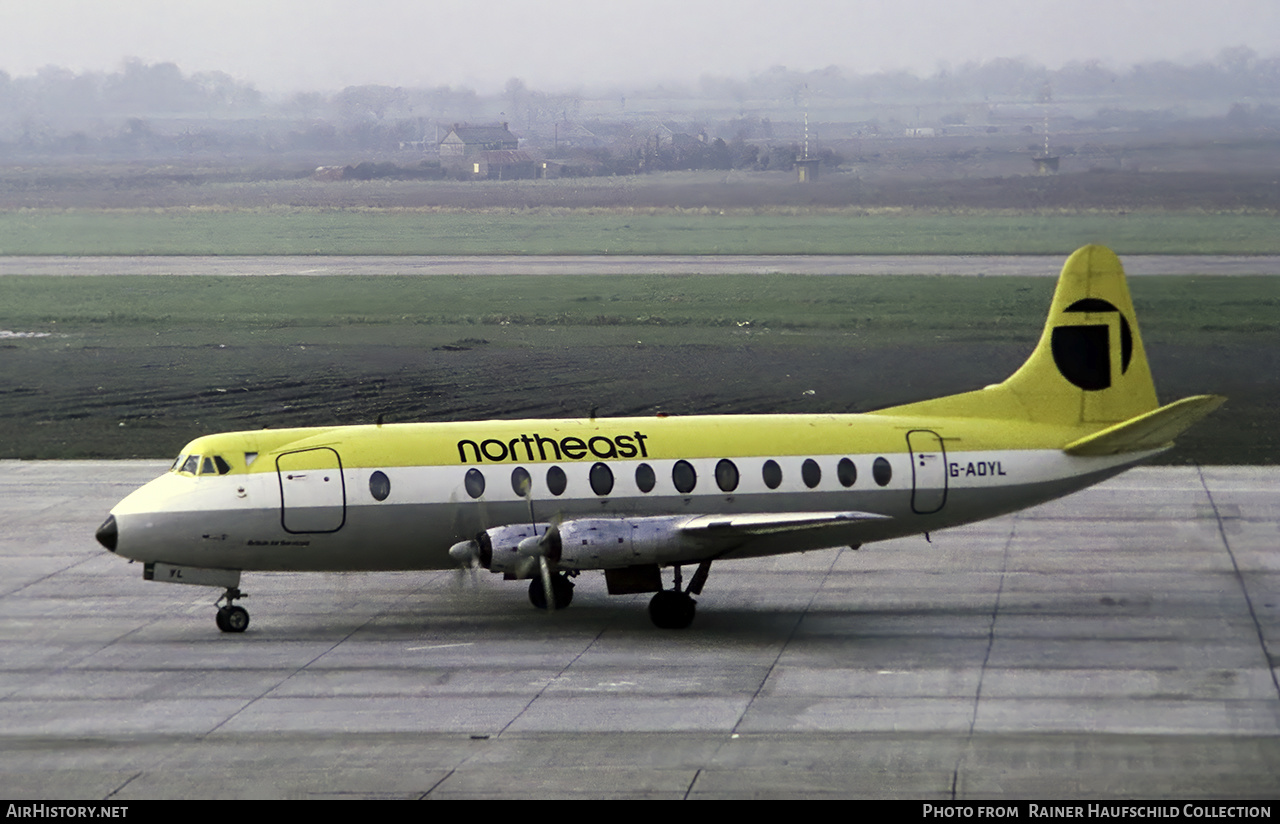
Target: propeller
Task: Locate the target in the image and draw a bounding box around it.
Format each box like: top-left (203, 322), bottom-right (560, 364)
top-left (448, 481), bottom-right (494, 592)
top-left (447, 469), bottom-right (570, 609)
top-left (516, 515), bottom-right (564, 609)
top-left (448, 538), bottom-right (482, 571)
top-left (514, 470), bottom-right (561, 611)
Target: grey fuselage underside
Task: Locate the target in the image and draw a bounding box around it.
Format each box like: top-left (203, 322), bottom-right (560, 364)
top-left (117, 464), bottom-right (1132, 573)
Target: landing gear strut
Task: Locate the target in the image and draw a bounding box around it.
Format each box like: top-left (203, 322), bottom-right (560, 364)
top-left (528, 572), bottom-right (575, 610)
top-left (215, 587), bottom-right (250, 633)
top-left (648, 562), bottom-right (711, 629)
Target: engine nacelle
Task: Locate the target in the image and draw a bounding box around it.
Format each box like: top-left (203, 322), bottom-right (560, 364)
top-left (554, 516), bottom-right (693, 570)
top-left (478, 523), bottom-right (552, 577)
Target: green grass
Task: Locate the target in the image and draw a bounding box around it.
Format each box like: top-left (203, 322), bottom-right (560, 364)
top-left (3, 210), bottom-right (1280, 255)
top-left (0, 273), bottom-right (1049, 345)
top-left (1, 273), bottom-right (1274, 345)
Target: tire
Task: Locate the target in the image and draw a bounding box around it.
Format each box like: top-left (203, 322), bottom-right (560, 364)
top-left (529, 575), bottom-right (574, 610)
top-left (220, 605), bottom-right (250, 633)
top-left (648, 590), bottom-right (696, 629)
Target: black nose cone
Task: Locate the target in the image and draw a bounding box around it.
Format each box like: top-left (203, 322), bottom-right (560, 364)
top-left (96, 515), bottom-right (118, 552)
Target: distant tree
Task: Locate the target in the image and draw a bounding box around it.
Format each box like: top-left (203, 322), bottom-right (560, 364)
top-left (1057, 60), bottom-right (1117, 97)
top-left (727, 135), bottom-right (758, 169)
top-left (192, 71), bottom-right (261, 110)
top-left (707, 137), bottom-right (731, 170)
top-left (505, 77), bottom-right (528, 125)
top-left (817, 148), bottom-right (844, 168)
top-left (335, 85), bottom-right (404, 122)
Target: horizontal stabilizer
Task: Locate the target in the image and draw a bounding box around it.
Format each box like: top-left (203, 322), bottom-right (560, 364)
top-left (681, 510), bottom-right (890, 536)
top-left (1063, 395), bottom-right (1226, 456)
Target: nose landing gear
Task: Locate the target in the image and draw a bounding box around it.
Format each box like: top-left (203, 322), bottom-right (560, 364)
top-left (215, 587), bottom-right (250, 633)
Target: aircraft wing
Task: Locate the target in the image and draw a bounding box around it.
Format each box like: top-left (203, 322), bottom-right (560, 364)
top-left (675, 510), bottom-right (892, 559)
top-left (680, 510), bottom-right (890, 536)
top-left (680, 511), bottom-right (890, 537)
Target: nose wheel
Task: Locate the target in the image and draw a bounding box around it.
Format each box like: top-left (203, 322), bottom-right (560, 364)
top-left (215, 587), bottom-right (250, 633)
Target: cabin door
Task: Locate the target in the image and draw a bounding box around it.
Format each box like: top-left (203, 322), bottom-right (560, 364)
top-left (277, 447), bottom-right (347, 533)
top-left (907, 430), bottom-right (947, 515)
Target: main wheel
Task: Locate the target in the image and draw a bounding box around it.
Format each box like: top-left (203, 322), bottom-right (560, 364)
top-left (528, 574), bottom-right (574, 610)
top-left (217, 605), bottom-right (250, 633)
top-left (648, 590), bottom-right (697, 629)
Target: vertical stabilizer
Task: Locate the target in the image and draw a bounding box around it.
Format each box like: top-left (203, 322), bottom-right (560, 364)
top-left (1001, 245), bottom-right (1158, 426)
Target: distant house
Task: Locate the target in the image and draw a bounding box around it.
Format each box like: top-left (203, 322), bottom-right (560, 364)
top-left (439, 123), bottom-right (519, 165)
top-left (469, 150), bottom-right (538, 180)
top-left (555, 123), bottom-right (604, 150)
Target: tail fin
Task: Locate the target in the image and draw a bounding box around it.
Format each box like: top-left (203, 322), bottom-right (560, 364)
top-left (881, 245), bottom-right (1161, 427)
top-left (1001, 244), bottom-right (1158, 427)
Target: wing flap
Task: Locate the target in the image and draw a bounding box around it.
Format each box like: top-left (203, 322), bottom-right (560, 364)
top-left (1063, 394), bottom-right (1226, 457)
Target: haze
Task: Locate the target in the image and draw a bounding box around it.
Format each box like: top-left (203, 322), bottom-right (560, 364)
top-left (5, 0), bottom-right (1280, 94)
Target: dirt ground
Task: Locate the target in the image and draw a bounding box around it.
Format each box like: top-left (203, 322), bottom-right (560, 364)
top-left (1, 333), bottom-right (1269, 464)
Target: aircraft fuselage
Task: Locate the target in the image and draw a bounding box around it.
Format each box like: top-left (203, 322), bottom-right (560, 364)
top-left (105, 413), bottom-right (1153, 572)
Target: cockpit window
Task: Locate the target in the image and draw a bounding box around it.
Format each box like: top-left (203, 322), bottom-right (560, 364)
top-left (171, 454), bottom-right (185, 471)
top-left (178, 454), bottom-right (232, 476)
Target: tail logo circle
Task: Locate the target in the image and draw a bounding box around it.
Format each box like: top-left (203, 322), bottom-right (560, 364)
top-left (1050, 298), bottom-right (1133, 391)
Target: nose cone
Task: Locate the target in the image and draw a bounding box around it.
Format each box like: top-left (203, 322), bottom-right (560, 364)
top-left (96, 515), bottom-right (118, 552)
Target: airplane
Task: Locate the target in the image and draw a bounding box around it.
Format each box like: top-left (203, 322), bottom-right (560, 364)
top-left (95, 245), bottom-right (1224, 632)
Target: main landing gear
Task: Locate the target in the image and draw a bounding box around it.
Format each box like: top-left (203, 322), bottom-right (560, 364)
top-left (528, 572), bottom-right (575, 610)
top-left (648, 562), bottom-right (711, 630)
top-left (522, 562), bottom-right (712, 629)
top-left (215, 587), bottom-right (249, 633)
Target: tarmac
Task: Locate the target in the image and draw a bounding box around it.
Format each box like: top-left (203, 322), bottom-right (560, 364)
top-left (0, 461), bottom-right (1276, 799)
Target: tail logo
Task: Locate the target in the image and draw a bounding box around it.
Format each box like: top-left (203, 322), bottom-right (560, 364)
top-left (1050, 298), bottom-right (1134, 391)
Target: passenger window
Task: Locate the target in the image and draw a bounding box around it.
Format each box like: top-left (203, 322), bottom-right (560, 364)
top-left (672, 460), bottom-right (697, 494)
top-left (589, 462), bottom-right (614, 496)
top-left (464, 468), bottom-right (486, 499)
top-left (546, 465), bottom-right (567, 496)
top-left (715, 459), bottom-right (739, 493)
top-left (635, 463), bottom-right (656, 493)
top-left (802, 459), bottom-right (821, 489)
top-left (762, 459), bottom-right (782, 489)
top-left (873, 457), bottom-right (892, 486)
top-left (837, 458), bottom-right (857, 487)
top-left (369, 470), bottom-right (391, 501)
top-left (511, 466), bottom-right (532, 497)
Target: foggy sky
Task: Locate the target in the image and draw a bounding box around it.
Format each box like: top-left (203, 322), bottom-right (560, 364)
top-left (5, 0), bottom-right (1280, 94)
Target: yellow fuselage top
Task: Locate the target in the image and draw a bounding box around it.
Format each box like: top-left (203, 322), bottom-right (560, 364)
top-left (174, 412), bottom-right (1094, 476)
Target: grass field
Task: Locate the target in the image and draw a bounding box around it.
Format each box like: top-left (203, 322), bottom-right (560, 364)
top-left (3, 210), bottom-right (1280, 255)
top-left (1, 273), bottom-right (1275, 463)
